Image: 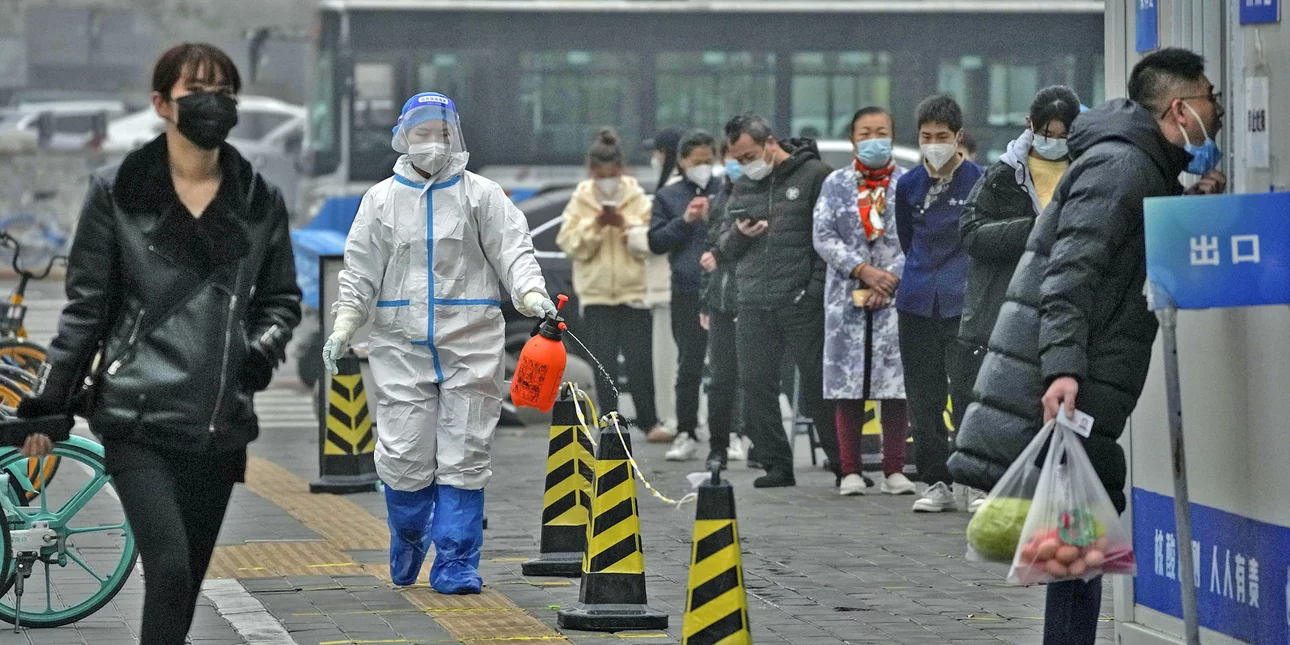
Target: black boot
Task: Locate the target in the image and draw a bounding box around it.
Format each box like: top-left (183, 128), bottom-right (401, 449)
top-left (753, 470), bottom-right (796, 488)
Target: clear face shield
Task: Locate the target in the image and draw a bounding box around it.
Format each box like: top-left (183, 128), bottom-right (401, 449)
top-left (391, 94), bottom-right (467, 175)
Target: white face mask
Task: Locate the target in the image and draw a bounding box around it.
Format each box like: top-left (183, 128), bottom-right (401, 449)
top-left (685, 164), bottom-right (714, 188)
top-left (650, 155), bottom-right (664, 174)
top-left (921, 143), bottom-right (958, 171)
top-left (594, 177), bottom-right (620, 198)
top-left (741, 146), bottom-right (773, 182)
top-left (408, 142), bottom-right (451, 175)
top-left (1031, 134), bottom-right (1069, 161)
top-left (712, 164), bottom-right (726, 178)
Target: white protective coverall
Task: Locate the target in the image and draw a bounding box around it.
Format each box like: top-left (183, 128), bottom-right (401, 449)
top-left (335, 125), bottom-right (546, 493)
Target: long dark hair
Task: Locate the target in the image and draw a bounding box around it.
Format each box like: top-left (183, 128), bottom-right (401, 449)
top-left (650, 127), bottom-right (684, 191)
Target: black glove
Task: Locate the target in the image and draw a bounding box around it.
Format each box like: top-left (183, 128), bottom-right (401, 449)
top-left (16, 395), bottom-right (67, 420)
top-left (241, 343), bottom-right (277, 393)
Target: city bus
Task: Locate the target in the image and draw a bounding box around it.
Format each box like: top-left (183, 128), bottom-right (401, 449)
top-left (296, 0), bottom-right (1105, 216)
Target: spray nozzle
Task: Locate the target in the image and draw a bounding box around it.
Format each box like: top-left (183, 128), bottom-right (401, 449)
top-left (556, 294), bottom-right (569, 312)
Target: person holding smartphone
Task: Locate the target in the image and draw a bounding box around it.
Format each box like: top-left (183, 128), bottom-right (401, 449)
top-left (647, 129), bottom-right (722, 462)
top-left (556, 129), bottom-right (662, 437)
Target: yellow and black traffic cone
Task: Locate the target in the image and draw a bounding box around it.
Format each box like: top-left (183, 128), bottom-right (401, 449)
top-left (558, 414), bottom-right (668, 632)
top-left (523, 385), bottom-right (595, 577)
top-left (682, 464), bottom-right (751, 645)
top-left (310, 351), bottom-right (379, 494)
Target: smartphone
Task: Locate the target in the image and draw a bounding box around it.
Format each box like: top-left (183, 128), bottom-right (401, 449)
top-left (601, 201), bottom-right (618, 212)
top-left (851, 288), bottom-right (872, 308)
top-left (729, 206), bottom-right (767, 222)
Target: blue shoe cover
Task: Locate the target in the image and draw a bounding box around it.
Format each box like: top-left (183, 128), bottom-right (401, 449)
top-left (385, 484), bottom-right (435, 586)
top-left (429, 485), bottom-right (484, 594)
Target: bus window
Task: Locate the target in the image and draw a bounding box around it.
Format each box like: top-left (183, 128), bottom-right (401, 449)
top-left (417, 54), bottom-right (466, 100)
top-left (655, 52), bottom-right (776, 137)
top-left (306, 48), bottom-right (338, 175)
top-left (353, 61), bottom-right (398, 158)
top-left (988, 62), bottom-right (1040, 127)
top-left (519, 51), bottom-right (640, 164)
top-left (790, 52), bottom-right (890, 139)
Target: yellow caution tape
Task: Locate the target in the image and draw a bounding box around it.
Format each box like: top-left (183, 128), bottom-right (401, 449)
top-left (568, 384), bottom-right (695, 508)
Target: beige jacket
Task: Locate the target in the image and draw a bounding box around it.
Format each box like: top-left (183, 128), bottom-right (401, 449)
top-left (556, 176), bottom-right (650, 307)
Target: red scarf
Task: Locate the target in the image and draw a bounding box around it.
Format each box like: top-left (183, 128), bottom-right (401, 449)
top-left (855, 159), bottom-right (895, 242)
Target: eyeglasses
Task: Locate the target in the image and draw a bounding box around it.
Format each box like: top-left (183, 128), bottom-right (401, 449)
top-left (1179, 91), bottom-right (1224, 105)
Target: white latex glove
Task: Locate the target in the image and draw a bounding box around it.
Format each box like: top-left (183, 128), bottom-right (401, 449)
top-left (522, 291), bottom-right (558, 319)
top-left (323, 305), bottom-right (363, 376)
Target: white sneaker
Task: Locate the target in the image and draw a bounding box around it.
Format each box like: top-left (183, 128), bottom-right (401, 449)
top-left (965, 486), bottom-right (987, 513)
top-left (838, 474), bottom-right (868, 496)
top-left (880, 472), bottom-right (918, 495)
top-left (726, 434), bottom-right (748, 461)
top-left (646, 424), bottom-right (677, 443)
top-left (665, 434), bottom-right (699, 461)
top-left (912, 482), bottom-right (957, 512)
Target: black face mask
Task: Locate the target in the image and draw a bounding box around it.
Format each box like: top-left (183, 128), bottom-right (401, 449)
top-left (174, 92), bottom-right (238, 150)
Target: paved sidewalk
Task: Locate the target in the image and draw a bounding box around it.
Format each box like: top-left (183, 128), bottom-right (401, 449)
top-left (0, 290), bottom-right (1114, 643)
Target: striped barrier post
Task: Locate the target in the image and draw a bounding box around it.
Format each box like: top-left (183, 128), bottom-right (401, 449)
top-left (523, 385), bottom-right (595, 577)
top-left (682, 465), bottom-right (751, 645)
top-left (309, 352), bottom-right (379, 494)
top-left (557, 414), bottom-right (667, 632)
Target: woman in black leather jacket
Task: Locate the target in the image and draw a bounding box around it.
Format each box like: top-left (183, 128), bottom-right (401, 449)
top-left (17, 43), bottom-right (301, 644)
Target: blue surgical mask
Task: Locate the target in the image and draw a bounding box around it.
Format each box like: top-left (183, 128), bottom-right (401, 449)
top-left (1181, 101), bottom-right (1221, 175)
top-left (724, 159), bottom-right (743, 181)
top-left (1031, 134), bottom-right (1069, 161)
top-left (855, 138), bottom-right (893, 168)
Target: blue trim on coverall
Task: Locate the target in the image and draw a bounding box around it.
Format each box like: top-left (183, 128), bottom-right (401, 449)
top-left (422, 175), bottom-right (464, 383)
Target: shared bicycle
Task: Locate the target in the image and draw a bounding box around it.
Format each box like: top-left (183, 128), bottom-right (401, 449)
top-left (0, 229), bottom-right (137, 630)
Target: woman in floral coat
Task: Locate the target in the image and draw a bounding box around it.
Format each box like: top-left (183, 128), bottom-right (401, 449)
top-left (812, 107), bottom-right (916, 497)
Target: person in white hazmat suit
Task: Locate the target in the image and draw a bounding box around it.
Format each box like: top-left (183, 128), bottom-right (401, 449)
top-left (323, 92), bottom-right (556, 594)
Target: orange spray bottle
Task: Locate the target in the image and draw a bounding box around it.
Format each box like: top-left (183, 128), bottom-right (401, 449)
top-left (510, 294), bottom-right (569, 412)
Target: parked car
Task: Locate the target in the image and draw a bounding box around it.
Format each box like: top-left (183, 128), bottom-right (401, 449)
top-left (0, 100), bottom-right (127, 152)
top-left (102, 95), bottom-right (305, 153)
top-left (816, 139), bottom-right (922, 170)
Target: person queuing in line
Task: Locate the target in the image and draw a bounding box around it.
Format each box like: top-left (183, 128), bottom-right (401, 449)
top-left (958, 130), bottom-right (980, 165)
top-left (648, 129), bottom-right (723, 462)
top-left (556, 128), bottom-right (662, 437)
top-left (957, 86), bottom-right (1081, 428)
top-left (325, 91), bottom-right (553, 594)
top-left (632, 128), bottom-right (684, 443)
top-left (950, 48), bottom-right (1226, 645)
top-left (717, 113), bottom-right (841, 488)
top-left (17, 43), bottom-right (302, 643)
top-left (812, 106), bottom-right (917, 497)
top-left (698, 145), bottom-right (751, 468)
top-left (893, 95), bottom-right (985, 513)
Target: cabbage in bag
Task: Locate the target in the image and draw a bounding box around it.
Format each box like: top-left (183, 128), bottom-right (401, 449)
top-left (1007, 420), bottom-right (1136, 584)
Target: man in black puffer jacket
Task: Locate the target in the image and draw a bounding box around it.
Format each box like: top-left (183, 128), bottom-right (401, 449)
top-left (717, 113), bottom-right (839, 488)
top-left (948, 48), bottom-right (1226, 645)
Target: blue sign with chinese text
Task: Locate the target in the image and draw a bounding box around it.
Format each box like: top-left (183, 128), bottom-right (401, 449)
top-left (1241, 0), bottom-right (1280, 24)
top-left (1144, 192), bottom-right (1290, 310)
top-left (1133, 488), bottom-right (1290, 643)
top-left (1136, 0), bottom-right (1159, 52)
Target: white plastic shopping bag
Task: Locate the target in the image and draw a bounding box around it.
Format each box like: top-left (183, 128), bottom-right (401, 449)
top-left (1006, 418), bottom-right (1136, 584)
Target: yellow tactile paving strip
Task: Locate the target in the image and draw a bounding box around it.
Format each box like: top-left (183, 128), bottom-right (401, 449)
top-left (244, 456), bottom-right (390, 551)
top-left (209, 456), bottom-right (573, 644)
top-left (207, 541), bottom-right (370, 579)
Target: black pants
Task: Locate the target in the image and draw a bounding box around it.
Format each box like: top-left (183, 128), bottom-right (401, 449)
top-left (111, 449), bottom-right (237, 645)
top-left (897, 311), bottom-right (961, 486)
top-left (736, 303), bottom-right (840, 475)
top-left (1044, 577), bottom-right (1103, 644)
top-left (671, 292), bottom-right (708, 438)
top-left (578, 305), bottom-right (658, 430)
top-left (706, 308), bottom-right (740, 454)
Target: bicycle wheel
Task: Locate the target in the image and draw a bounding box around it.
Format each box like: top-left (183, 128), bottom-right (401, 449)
top-left (0, 439), bottom-right (136, 628)
top-left (0, 339), bottom-right (46, 376)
